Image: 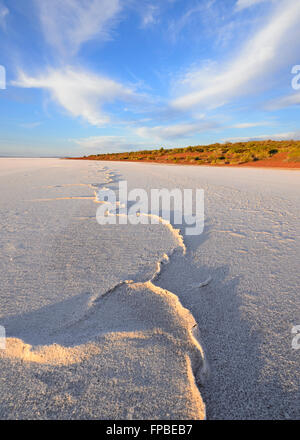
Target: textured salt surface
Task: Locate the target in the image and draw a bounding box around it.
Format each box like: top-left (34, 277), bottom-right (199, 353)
top-left (108, 162), bottom-right (300, 420)
top-left (0, 159), bottom-right (205, 420)
top-left (0, 159), bottom-right (299, 420)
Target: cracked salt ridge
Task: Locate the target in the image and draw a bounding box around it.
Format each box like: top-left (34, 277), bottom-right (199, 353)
top-left (73, 206), bottom-right (208, 388)
top-left (55, 166), bottom-right (208, 411)
top-left (91, 168), bottom-right (209, 407)
top-left (20, 165), bottom-right (208, 417)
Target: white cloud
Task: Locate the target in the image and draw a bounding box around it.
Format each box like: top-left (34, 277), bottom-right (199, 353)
top-left (0, 3), bottom-right (9, 29)
top-left (73, 135), bottom-right (148, 152)
top-left (141, 4), bottom-right (159, 28)
top-left (20, 122), bottom-right (42, 129)
top-left (232, 122), bottom-right (271, 128)
top-left (167, 4), bottom-right (204, 43)
top-left (35, 0), bottom-right (121, 56)
top-left (224, 131), bottom-right (300, 142)
top-left (12, 67), bottom-right (137, 126)
top-left (235, 0), bottom-right (272, 11)
top-left (172, 0), bottom-right (300, 111)
top-left (266, 93), bottom-right (300, 110)
top-left (136, 121), bottom-right (217, 141)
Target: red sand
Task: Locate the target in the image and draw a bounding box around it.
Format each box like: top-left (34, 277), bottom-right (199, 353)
top-left (70, 152), bottom-right (300, 170)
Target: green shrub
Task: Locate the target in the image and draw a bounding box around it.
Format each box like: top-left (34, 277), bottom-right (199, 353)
top-left (269, 149), bottom-right (278, 156)
top-left (287, 148), bottom-right (300, 162)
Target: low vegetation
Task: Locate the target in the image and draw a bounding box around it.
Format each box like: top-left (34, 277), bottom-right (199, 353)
top-left (74, 140), bottom-right (300, 166)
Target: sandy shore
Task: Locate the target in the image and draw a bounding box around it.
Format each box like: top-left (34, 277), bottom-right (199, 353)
top-left (0, 158), bottom-right (299, 419)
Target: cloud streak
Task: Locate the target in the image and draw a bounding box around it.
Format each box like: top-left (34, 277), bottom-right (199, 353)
top-left (140, 4), bottom-right (159, 28)
top-left (73, 135), bottom-right (149, 152)
top-left (266, 93), bottom-right (300, 110)
top-left (13, 67), bottom-right (137, 126)
top-left (235, 0), bottom-right (273, 11)
top-left (35, 0), bottom-right (122, 56)
top-left (172, 0), bottom-right (300, 111)
top-left (136, 121), bottom-right (218, 141)
top-left (224, 131), bottom-right (300, 142)
top-left (232, 122), bottom-right (271, 128)
top-left (0, 3), bottom-right (8, 29)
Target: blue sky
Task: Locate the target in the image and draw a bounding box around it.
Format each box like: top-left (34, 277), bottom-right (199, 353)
top-left (0, 0), bottom-right (300, 156)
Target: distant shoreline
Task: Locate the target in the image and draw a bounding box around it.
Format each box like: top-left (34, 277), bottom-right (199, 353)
top-left (68, 139), bottom-right (300, 170)
top-left (67, 157), bottom-right (300, 170)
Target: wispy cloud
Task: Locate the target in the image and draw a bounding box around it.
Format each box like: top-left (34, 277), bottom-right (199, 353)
top-left (136, 120), bottom-right (218, 141)
top-left (266, 93), bottom-right (300, 110)
top-left (224, 131), bottom-right (300, 142)
top-left (0, 3), bottom-right (9, 29)
top-left (167, 3), bottom-right (204, 43)
top-left (140, 4), bottom-right (159, 28)
top-left (73, 135), bottom-right (148, 152)
top-left (172, 0), bottom-right (300, 111)
top-left (35, 0), bottom-right (122, 57)
top-left (20, 121), bottom-right (42, 129)
top-left (235, 0), bottom-right (273, 11)
top-left (12, 67), bottom-right (138, 126)
top-left (127, 1), bottom-right (161, 29)
top-left (232, 122), bottom-right (271, 128)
